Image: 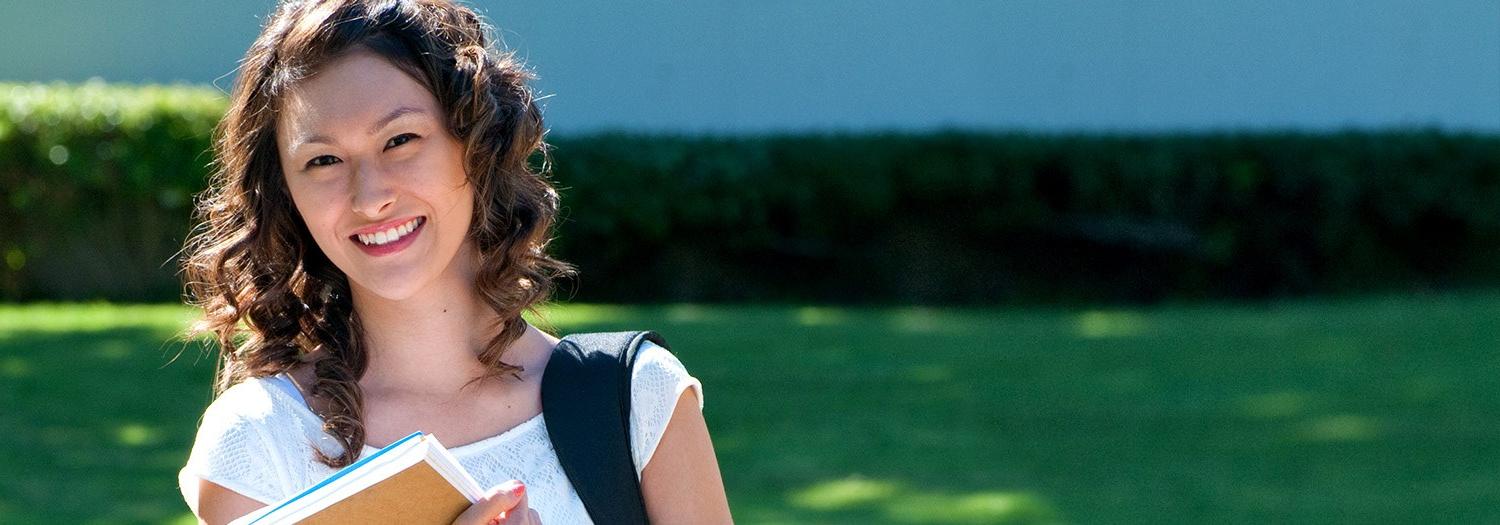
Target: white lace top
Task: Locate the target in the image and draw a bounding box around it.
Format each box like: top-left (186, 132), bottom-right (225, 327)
top-left (178, 340), bottom-right (703, 524)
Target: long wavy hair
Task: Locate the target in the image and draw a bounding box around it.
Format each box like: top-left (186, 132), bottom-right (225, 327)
top-left (182, 0), bottom-right (576, 468)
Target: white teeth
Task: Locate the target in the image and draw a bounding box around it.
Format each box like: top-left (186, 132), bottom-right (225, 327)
top-left (356, 217), bottom-right (422, 246)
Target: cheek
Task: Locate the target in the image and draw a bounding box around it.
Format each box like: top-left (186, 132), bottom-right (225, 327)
top-left (434, 136), bottom-right (470, 188)
top-left (285, 181), bottom-right (344, 246)
top-left (411, 144), bottom-right (474, 223)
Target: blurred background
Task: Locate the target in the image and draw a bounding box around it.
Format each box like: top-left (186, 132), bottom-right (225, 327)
top-left (1, 0), bottom-right (1498, 523)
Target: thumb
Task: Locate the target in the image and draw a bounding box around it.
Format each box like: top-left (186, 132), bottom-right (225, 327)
top-left (454, 480), bottom-right (526, 524)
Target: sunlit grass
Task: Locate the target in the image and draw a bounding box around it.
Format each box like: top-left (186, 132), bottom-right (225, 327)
top-left (790, 476), bottom-right (901, 510)
top-left (789, 477), bottom-right (1060, 524)
top-left (3, 293), bottom-right (1500, 523)
top-left (115, 423), bottom-right (163, 448)
top-left (1073, 309), bottom-right (1150, 339)
top-left (1294, 414), bottom-right (1383, 443)
top-left (0, 302), bottom-right (195, 334)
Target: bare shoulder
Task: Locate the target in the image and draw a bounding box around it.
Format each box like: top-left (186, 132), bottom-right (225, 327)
top-left (640, 388), bottom-right (734, 524)
top-left (196, 479), bottom-right (268, 525)
top-left (524, 325), bottom-right (561, 378)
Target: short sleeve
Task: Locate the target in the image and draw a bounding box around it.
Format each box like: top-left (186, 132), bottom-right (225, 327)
top-left (178, 384), bottom-right (287, 516)
top-left (628, 340), bottom-right (705, 478)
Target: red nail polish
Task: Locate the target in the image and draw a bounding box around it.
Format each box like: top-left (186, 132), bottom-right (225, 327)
top-left (515, 483), bottom-right (526, 497)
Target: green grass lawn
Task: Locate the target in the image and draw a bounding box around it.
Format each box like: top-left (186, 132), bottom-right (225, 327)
top-left (1, 294), bottom-right (1498, 524)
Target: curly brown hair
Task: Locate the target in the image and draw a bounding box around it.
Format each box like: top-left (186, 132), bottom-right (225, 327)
top-left (181, 0), bottom-right (576, 468)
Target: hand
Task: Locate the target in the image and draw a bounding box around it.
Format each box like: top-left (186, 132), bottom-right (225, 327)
top-left (452, 480), bottom-right (540, 525)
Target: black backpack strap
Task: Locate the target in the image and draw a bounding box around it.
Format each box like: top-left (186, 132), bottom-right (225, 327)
top-left (541, 330), bottom-right (669, 525)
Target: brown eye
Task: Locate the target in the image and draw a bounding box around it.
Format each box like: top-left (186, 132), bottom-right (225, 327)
top-left (306, 155), bottom-right (340, 169)
top-left (385, 133), bottom-right (419, 150)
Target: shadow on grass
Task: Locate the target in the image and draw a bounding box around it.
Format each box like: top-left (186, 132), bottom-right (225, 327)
top-left (6, 297), bottom-right (1500, 523)
top-left (540, 305), bottom-right (1075, 523)
top-left (541, 300), bottom-right (1500, 523)
top-left (0, 326), bottom-right (218, 524)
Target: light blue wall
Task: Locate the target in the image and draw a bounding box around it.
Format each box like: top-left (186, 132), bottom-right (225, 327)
top-left (3, 1), bottom-right (1497, 133)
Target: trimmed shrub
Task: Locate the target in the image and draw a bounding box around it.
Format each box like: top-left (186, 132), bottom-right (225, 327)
top-left (0, 81), bottom-right (221, 301)
top-left (544, 131), bottom-right (1500, 304)
top-left (4, 81), bottom-right (1500, 304)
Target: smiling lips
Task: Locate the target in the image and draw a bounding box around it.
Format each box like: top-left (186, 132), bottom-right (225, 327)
top-left (349, 216), bottom-right (425, 256)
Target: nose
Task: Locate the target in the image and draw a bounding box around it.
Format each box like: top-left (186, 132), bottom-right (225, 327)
top-left (350, 160), bottom-right (395, 219)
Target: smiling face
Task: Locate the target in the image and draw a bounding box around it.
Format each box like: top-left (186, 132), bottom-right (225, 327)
top-left (276, 48), bottom-right (474, 301)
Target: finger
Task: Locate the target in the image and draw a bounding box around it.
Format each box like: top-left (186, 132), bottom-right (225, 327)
top-left (452, 480), bottom-right (525, 525)
top-left (495, 484), bottom-right (531, 524)
top-left (527, 509), bottom-right (541, 523)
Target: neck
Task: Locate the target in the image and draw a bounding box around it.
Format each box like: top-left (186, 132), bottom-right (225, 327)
top-left (346, 246), bottom-right (527, 396)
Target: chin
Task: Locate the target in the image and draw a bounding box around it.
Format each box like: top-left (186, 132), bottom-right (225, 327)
top-left (345, 265), bottom-right (438, 302)
top-left (361, 284), bottom-right (425, 302)
top-left (326, 226), bottom-right (471, 304)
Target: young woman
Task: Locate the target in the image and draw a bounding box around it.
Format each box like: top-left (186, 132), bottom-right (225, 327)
top-left (176, 1), bottom-right (732, 523)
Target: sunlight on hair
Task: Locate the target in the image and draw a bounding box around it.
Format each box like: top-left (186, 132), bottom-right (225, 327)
top-left (1074, 310), bottom-right (1148, 339)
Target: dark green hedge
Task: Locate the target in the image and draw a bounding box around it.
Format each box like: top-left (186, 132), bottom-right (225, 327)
top-left (5, 82), bottom-right (1500, 304)
top-left (546, 131), bottom-right (1500, 304)
top-left (0, 82), bottom-right (221, 302)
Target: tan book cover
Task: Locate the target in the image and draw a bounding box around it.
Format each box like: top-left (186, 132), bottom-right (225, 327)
top-left (298, 460), bottom-right (472, 524)
top-left (233, 432), bottom-right (486, 525)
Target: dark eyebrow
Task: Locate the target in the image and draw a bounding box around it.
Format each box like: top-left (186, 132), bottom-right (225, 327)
top-left (293, 106), bottom-right (427, 150)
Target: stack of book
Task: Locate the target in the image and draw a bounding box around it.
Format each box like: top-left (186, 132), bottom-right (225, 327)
top-left (231, 431), bottom-right (486, 524)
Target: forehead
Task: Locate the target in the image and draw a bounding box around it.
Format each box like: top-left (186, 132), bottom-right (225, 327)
top-left (277, 50), bottom-right (439, 143)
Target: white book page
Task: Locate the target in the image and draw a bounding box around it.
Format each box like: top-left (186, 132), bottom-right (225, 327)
top-left (422, 434), bottom-right (486, 501)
